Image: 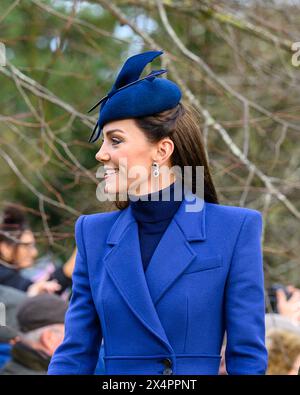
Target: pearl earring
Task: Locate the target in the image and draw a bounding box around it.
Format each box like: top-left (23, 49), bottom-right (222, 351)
top-left (152, 162), bottom-right (160, 178)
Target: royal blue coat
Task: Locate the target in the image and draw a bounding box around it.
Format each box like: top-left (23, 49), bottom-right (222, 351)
top-left (47, 194), bottom-right (268, 375)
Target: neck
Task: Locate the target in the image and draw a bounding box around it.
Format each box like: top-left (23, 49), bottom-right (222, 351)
top-left (129, 179), bottom-right (184, 223)
top-left (0, 256), bottom-right (17, 269)
top-left (129, 177), bottom-right (183, 202)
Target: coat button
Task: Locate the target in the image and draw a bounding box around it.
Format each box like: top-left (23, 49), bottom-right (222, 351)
top-left (161, 358), bottom-right (173, 374)
top-left (162, 358), bottom-right (172, 368)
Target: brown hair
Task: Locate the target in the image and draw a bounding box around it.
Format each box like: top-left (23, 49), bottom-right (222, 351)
top-left (114, 102), bottom-right (218, 210)
top-left (0, 204), bottom-right (29, 264)
top-left (267, 329), bottom-right (300, 375)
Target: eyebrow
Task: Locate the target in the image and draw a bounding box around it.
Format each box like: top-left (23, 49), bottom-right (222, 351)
top-left (103, 129), bottom-right (126, 138)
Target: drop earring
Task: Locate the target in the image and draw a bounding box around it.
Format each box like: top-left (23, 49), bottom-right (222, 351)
top-left (152, 162), bottom-right (160, 178)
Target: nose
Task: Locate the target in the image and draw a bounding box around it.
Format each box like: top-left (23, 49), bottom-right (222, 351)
top-left (95, 141), bottom-right (110, 163)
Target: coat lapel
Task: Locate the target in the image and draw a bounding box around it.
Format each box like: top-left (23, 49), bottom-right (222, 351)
top-left (145, 192), bottom-right (206, 305)
top-left (103, 206), bottom-right (173, 351)
top-left (103, 191), bottom-right (206, 351)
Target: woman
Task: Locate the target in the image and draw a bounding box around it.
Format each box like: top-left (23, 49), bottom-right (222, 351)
top-left (0, 205), bottom-right (74, 296)
top-left (48, 50), bottom-right (268, 375)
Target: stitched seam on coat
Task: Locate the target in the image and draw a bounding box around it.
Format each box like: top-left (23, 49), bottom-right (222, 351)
top-left (183, 295), bottom-right (189, 353)
top-left (79, 215), bottom-right (87, 261)
top-left (227, 212), bottom-right (249, 273)
top-left (77, 214), bottom-right (101, 374)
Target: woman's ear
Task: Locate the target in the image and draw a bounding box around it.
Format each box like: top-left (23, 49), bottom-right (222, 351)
top-left (154, 138), bottom-right (174, 165)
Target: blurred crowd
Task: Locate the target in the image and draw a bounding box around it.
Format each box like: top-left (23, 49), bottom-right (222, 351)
top-left (0, 204), bottom-right (105, 375)
top-left (0, 204), bottom-right (299, 375)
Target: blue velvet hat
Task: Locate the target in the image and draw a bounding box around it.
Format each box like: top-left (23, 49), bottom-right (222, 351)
top-left (87, 50), bottom-right (182, 143)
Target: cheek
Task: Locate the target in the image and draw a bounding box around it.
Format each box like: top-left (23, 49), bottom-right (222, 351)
top-left (124, 148), bottom-right (152, 173)
top-left (16, 249), bottom-right (32, 266)
top-left (14, 248), bottom-right (23, 264)
top-left (110, 143), bottom-right (152, 183)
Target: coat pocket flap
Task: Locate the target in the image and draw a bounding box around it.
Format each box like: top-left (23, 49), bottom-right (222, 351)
top-left (184, 254), bottom-right (223, 274)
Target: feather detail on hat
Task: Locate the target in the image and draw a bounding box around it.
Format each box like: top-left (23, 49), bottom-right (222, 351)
top-left (87, 50), bottom-right (181, 143)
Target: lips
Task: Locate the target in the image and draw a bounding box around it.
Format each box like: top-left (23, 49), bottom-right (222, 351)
top-left (104, 168), bottom-right (119, 178)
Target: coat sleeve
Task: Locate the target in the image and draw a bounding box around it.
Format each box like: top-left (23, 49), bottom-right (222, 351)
top-left (47, 215), bottom-right (102, 374)
top-left (224, 210), bottom-right (268, 375)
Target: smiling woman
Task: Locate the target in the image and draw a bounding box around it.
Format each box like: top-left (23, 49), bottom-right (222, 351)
top-left (48, 50), bottom-right (268, 375)
top-left (96, 117), bottom-right (176, 198)
top-left (95, 102), bottom-right (218, 210)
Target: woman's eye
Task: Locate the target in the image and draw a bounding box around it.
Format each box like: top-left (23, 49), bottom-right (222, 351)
top-left (111, 138), bottom-right (121, 145)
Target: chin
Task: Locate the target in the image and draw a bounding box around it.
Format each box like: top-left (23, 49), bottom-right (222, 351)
top-left (20, 261), bottom-right (33, 269)
top-left (105, 178), bottom-right (127, 195)
top-left (106, 187), bottom-right (127, 197)
top-left (104, 183), bottom-right (118, 195)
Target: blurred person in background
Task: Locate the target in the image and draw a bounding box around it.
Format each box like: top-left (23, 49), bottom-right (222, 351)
top-left (265, 291), bottom-right (300, 375)
top-left (0, 204), bottom-right (75, 296)
top-left (218, 334), bottom-right (227, 375)
top-left (266, 329), bottom-right (300, 375)
top-left (275, 285), bottom-right (300, 326)
top-left (0, 285), bottom-right (28, 368)
top-left (265, 284), bottom-right (300, 334)
top-left (0, 294), bottom-right (67, 375)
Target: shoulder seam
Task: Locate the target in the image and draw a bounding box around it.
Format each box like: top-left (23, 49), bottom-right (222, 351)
top-left (228, 211), bottom-right (249, 268)
top-left (78, 214), bottom-right (87, 261)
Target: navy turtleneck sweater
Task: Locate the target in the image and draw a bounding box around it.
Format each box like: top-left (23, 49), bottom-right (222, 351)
top-left (129, 180), bottom-right (183, 272)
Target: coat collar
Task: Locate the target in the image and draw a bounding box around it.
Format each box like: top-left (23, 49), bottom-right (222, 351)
top-left (103, 191), bottom-right (206, 353)
top-left (107, 190), bottom-right (206, 244)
